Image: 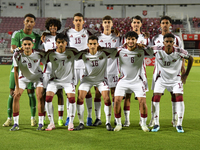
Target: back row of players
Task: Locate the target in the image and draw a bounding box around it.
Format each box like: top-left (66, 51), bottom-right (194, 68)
top-left (3, 13), bottom-right (193, 133)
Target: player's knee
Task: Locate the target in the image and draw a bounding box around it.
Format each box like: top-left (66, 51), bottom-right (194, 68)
top-left (46, 96), bottom-right (53, 103)
top-left (103, 96), bottom-right (110, 104)
top-left (115, 97), bottom-right (122, 103)
top-left (176, 95), bottom-right (183, 102)
top-left (153, 95), bottom-right (161, 102)
top-left (68, 97), bottom-right (75, 103)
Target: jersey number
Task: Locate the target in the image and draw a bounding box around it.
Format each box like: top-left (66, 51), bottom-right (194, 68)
top-left (62, 60), bottom-right (65, 66)
top-left (105, 42), bottom-right (111, 48)
top-left (164, 61), bottom-right (171, 66)
top-left (52, 42), bottom-right (55, 48)
top-left (28, 63), bottom-right (32, 68)
top-left (92, 60), bottom-right (98, 67)
top-left (75, 38), bottom-right (81, 44)
top-left (113, 76), bottom-right (118, 82)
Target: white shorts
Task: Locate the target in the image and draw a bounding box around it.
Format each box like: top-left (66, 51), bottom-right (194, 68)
top-left (46, 81), bottom-right (75, 94)
top-left (19, 78), bottom-right (43, 90)
top-left (154, 78), bottom-right (183, 94)
top-left (107, 74), bottom-right (118, 88)
top-left (79, 80), bottom-right (109, 93)
top-left (74, 68), bottom-right (85, 85)
top-left (114, 79), bottom-right (146, 97)
top-left (43, 73), bottom-right (50, 89)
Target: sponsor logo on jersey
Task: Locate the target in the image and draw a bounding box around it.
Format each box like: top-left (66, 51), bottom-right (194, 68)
top-left (172, 59), bottom-right (177, 62)
top-left (112, 39), bottom-right (116, 42)
top-left (99, 56), bottom-right (103, 60)
top-left (140, 40), bottom-right (144, 44)
top-left (46, 39), bottom-right (50, 42)
top-left (54, 58), bottom-right (57, 61)
top-left (34, 60), bottom-right (38, 63)
top-left (22, 60), bottom-right (27, 63)
top-left (100, 40), bottom-right (103, 42)
top-left (82, 34), bottom-right (86, 38)
top-left (70, 35), bottom-right (73, 38)
top-left (123, 54), bottom-right (128, 57)
top-left (67, 55), bottom-right (71, 59)
top-left (137, 53), bottom-right (142, 57)
top-left (157, 40), bottom-right (160, 43)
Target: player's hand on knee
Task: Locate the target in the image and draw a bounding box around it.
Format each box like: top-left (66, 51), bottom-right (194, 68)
top-left (13, 89), bottom-right (21, 97)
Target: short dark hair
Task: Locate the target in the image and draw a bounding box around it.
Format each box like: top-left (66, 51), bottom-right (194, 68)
top-left (45, 18), bottom-right (61, 31)
top-left (22, 37), bottom-right (33, 43)
top-left (73, 13), bottom-right (84, 20)
top-left (125, 31), bottom-right (138, 39)
top-left (163, 33), bottom-right (175, 40)
top-left (55, 33), bottom-right (69, 43)
top-left (88, 35), bottom-right (98, 43)
top-left (102, 15), bottom-right (112, 21)
top-left (131, 15), bottom-right (142, 23)
top-left (160, 16), bottom-right (172, 23)
top-left (24, 13), bottom-right (36, 21)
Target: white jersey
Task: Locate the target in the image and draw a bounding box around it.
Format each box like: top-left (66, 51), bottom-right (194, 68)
top-left (66, 28), bottom-right (89, 69)
top-left (80, 49), bottom-right (117, 83)
top-left (39, 35), bottom-right (56, 74)
top-left (152, 46), bottom-right (190, 84)
top-left (13, 50), bottom-right (45, 82)
top-left (45, 47), bottom-right (85, 83)
top-left (98, 33), bottom-right (120, 75)
top-left (152, 33), bottom-right (183, 49)
top-left (117, 46), bottom-right (152, 82)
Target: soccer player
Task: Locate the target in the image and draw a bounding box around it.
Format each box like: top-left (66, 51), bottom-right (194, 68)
top-left (3, 13), bottom-right (41, 127)
top-left (120, 15), bottom-right (151, 127)
top-left (151, 33), bottom-right (193, 133)
top-left (114, 31), bottom-right (151, 132)
top-left (61, 13), bottom-right (99, 126)
top-left (74, 35), bottom-right (116, 131)
top-left (10, 37), bottom-right (45, 131)
top-left (45, 33), bottom-right (86, 131)
top-left (149, 16), bottom-right (185, 127)
top-left (92, 15), bottom-right (120, 126)
top-left (39, 18), bottom-right (64, 126)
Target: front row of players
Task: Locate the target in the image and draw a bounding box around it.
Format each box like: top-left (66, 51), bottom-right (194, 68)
top-left (10, 31), bottom-right (193, 132)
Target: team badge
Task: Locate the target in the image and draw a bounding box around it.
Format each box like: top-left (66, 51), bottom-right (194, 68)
top-left (137, 53), bottom-right (142, 57)
top-left (172, 59), bottom-right (177, 62)
top-left (112, 39), bottom-right (116, 42)
top-left (100, 40), bottom-right (103, 42)
top-left (70, 35), bottom-right (73, 38)
top-left (54, 58), bottom-right (57, 61)
top-left (123, 54), bottom-right (128, 57)
top-left (82, 34), bottom-right (86, 38)
top-left (99, 56), bottom-right (103, 60)
top-left (46, 39), bottom-right (50, 42)
top-left (67, 55), bottom-right (71, 59)
top-left (86, 58), bottom-right (89, 60)
top-left (34, 60), bottom-right (38, 63)
top-left (22, 60), bottom-right (27, 63)
top-left (159, 58), bottom-right (163, 60)
top-left (157, 40), bottom-right (160, 43)
top-left (140, 40), bottom-right (144, 44)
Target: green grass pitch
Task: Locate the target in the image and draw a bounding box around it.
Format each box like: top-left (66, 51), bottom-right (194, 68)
top-left (0, 65), bottom-right (200, 150)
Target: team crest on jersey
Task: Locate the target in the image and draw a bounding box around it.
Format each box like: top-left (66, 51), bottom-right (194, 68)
top-left (140, 40), bottom-right (144, 44)
top-left (82, 34), bottom-right (86, 38)
top-left (34, 60), bottom-right (38, 63)
top-left (172, 59), bottom-right (177, 62)
top-left (67, 55), bottom-right (71, 59)
top-left (157, 40), bottom-right (160, 43)
top-left (46, 39), bottom-right (50, 42)
top-left (112, 39), bottom-right (116, 43)
top-left (54, 58), bottom-right (57, 61)
top-left (86, 58), bottom-right (89, 60)
top-left (137, 53), bottom-right (142, 57)
top-left (22, 60), bottom-right (27, 63)
top-left (159, 58), bottom-right (163, 60)
top-left (123, 54), bottom-right (128, 57)
top-left (99, 56), bottom-right (103, 60)
top-left (70, 35), bottom-right (73, 38)
top-left (100, 40), bottom-right (103, 42)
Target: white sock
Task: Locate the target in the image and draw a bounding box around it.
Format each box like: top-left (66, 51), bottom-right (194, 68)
top-left (58, 105), bottom-right (64, 120)
top-left (153, 102), bottom-right (160, 125)
top-left (66, 98), bottom-right (69, 118)
top-left (94, 98), bottom-right (101, 119)
top-left (13, 115), bottom-right (19, 125)
top-left (172, 101), bottom-right (177, 122)
top-left (124, 110), bottom-right (130, 123)
top-left (77, 103), bottom-right (84, 124)
top-left (38, 116), bottom-right (44, 125)
top-left (46, 102), bottom-right (54, 124)
top-left (141, 116), bottom-right (147, 126)
top-left (86, 97), bottom-right (92, 118)
top-left (177, 101), bottom-right (185, 126)
top-left (69, 102), bottom-right (76, 123)
top-left (115, 117), bottom-right (122, 125)
top-left (104, 105), bottom-right (111, 124)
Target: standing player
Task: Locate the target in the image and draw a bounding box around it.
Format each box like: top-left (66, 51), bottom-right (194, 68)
top-left (45, 33), bottom-right (86, 131)
top-left (74, 35), bottom-right (116, 131)
top-left (149, 16), bottom-right (185, 127)
top-left (151, 33), bottom-right (193, 133)
top-left (39, 18), bottom-right (64, 126)
top-left (61, 13), bottom-right (99, 126)
top-left (92, 15), bottom-right (120, 126)
top-left (10, 37), bottom-right (45, 131)
top-left (114, 31), bottom-right (151, 132)
top-left (3, 14), bottom-right (41, 127)
top-left (120, 15), bottom-right (151, 127)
